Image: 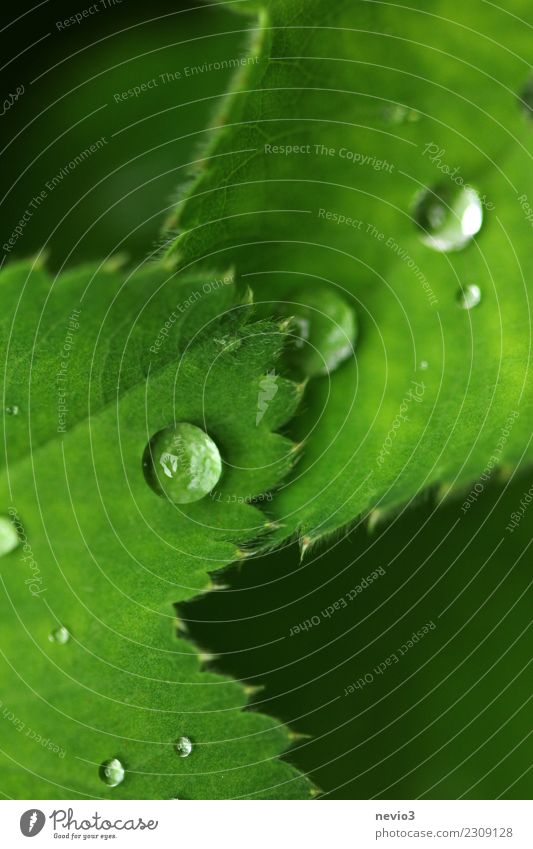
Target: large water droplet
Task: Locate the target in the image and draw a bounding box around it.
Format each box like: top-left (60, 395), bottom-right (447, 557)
top-left (0, 515), bottom-right (20, 556)
top-left (280, 285), bottom-right (357, 377)
top-left (100, 758), bottom-right (125, 787)
top-left (5, 405), bottom-right (20, 416)
top-left (367, 509), bottom-right (384, 535)
top-left (175, 736), bottom-right (193, 758)
top-left (48, 626), bottom-right (70, 645)
top-left (143, 423), bottom-right (222, 504)
top-left (413, 184), bottom-right (483, 251)
top-left (457, 284), bottom-right (482, 310)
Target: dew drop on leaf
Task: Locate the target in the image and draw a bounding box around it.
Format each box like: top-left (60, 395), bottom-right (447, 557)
top-left (143, 423), bottom-right (222, 504)
top-left (175, 735), bottom-right (193, 758)
top-left (0, 516), bottom-right (20, 556)
top-left (5, 405), bottom-right (19, 416)
top-left (419, 360), bottom-right (429, 371)
top-left (457, 284), bottom-right (482, 310)
top-left (280, 284), bottom-right (357, 377)
top-left (99, 758), bottom-right (125, 787)
top-left (413, 184), bottom-right (483, 251)
top-left (48, 626), bottom-right (70, 645)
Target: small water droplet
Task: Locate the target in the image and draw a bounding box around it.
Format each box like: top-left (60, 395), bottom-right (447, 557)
top-left (419, 360), bottom-right (429, 371)
top-left (0, 515), bottom-right (19, 556)
top-left (5, 405), bottom-right (20, 416)
top-left (413, 184), bottom-right (483, 251)
top-left (175, 736), bottom-right (193, 758)
top-left (143, 423), bottom-right (222, 504)
top-left (48, 626), bottom-right (70, 645)
top-left (457, 284), bottom-right (482, 310)
top-left (280, 285), bottom-right (357, 377)
top-left (519, 76), bottom-right (533, 118)
top-left (100, 758), bottom-right (125, 787)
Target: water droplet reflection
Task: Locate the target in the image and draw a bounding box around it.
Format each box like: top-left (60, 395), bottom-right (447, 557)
top-left (48, 626), bottom-right (70, 645)
top-left (175, 736), bottom-right (193, 758)
top-left (0, 515), bottom-right (19, 556)
top-left (457, 284), bottom-right (482, 310)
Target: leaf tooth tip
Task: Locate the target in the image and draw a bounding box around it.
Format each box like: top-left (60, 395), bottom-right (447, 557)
top-left (160, 255), bottom-right (179, 271)
top-left (240, 284), bottom-right (254, 305)
top-left (291, 440), bottom-right (306, 455)
top-left (201, 580), bottom-right (229, 594)
top-left (243, 683), bottom-right (265, 698)
top-left (436, 482), bottom-right (455, 504)
top-left (496, 464), bottom-right (513, 483)
top-left (299, 535), bottom-right (315, 559)
top-left (263, 519), bottom-right (283, 531)
top-left (288, 730), bottom-right (312, 742)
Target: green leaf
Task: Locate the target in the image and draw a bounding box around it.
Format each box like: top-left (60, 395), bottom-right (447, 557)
top-left (2, 0), bottom-right (532, 802)
top-left (168, 0), bottom-right (533, 546)
top-left (185, 465), bottom-right (533, 799)
top-left (0, 258), bottom-right (309, 798)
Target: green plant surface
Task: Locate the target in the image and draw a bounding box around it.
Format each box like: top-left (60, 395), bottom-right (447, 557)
top-left (1, 0), bottom-right (532, 802)
top-left (169, 0), bottom-right (533, 547)
top-left (0, 259), bottom-right (309, 798)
